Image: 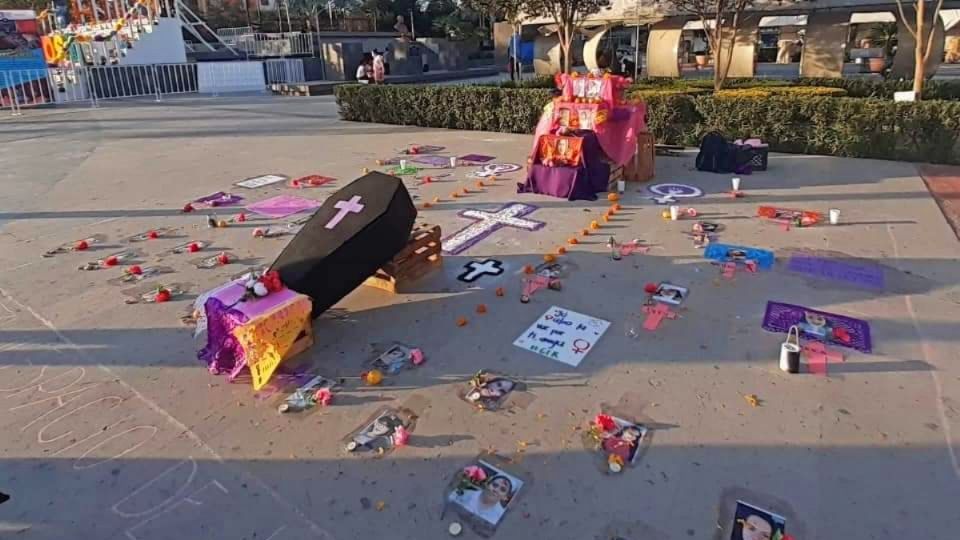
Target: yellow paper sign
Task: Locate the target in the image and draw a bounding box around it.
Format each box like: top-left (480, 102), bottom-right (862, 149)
top-left (233, 295), bottom-right (311, 391)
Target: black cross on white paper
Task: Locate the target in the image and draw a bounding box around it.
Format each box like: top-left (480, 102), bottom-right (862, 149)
top-left (457, 259), bottom-right (504, 283)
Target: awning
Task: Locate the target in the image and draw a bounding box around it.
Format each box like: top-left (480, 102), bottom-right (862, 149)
top-left (0, 10), bottom-right (38, 20)
top-left (849, 12), bottom-right (897, 24)
top-left (759, 15), bottom-right (808, 28)
top-left (942, 9), bottom-right (960, 32)
top-left (682, 19), bottom-right (717, 31)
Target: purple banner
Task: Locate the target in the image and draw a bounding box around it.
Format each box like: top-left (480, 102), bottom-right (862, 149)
top-left (787, 256), bottom-right (884, 290)
top-left (762, 301), bottom-right (872, 353)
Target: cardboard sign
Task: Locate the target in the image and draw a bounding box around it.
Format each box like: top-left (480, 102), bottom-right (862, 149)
top-left (513, 306), bottom-right (609, 367)
top-left (235, 174), bottom-right (288, 189)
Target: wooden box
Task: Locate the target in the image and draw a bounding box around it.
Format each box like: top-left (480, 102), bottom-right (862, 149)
top-left (287, 318), bottom-right (314, 359)
top-left (363, 223), bottom-right (443, 293)
top-left (624, 132), bottom-right (655, 182)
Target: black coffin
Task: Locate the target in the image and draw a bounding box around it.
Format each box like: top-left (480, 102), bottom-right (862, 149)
top-left (270, 172), bottom-right (417, 316)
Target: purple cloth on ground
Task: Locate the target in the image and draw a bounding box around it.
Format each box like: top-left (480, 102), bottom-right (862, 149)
top-left (787, 255), bottom-right (884, 290)
top-left (411, 155), bottom-right (451, 167)
top-left (195, 191), bottom-right (243, 206)
top-left (518, 130), bottom-right (610, 201)
top-left (762, 300), bottom-right (872, 353)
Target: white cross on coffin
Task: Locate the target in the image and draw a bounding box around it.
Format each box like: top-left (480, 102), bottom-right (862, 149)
top-left (324, 195), bottom-right (365, 229)
top-left (457, 259), bottom-right (504, 283)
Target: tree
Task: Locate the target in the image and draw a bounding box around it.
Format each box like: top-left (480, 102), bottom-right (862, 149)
top-left (288, 0), bottom-right (324, 31)
top-left (665, 0), bottom-right (755, 91)
top-left (522, 0), bottom-right (610, 72)
top-left (894, 0), bottom-right (945, 99)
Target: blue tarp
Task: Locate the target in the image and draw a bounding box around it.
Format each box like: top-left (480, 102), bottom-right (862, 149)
top-left (0, 50), bottom-right (47, 89)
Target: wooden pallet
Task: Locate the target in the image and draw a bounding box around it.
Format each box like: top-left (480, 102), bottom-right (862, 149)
top-left (363, 223), bottom-right (443, 293)
top-left (287, 318), bottom-right (315, 359)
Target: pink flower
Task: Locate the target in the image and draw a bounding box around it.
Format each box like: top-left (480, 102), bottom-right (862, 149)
top-left (314, 388), bottom-right (332, 406)
top-left (594, 414), bottom-right (616, 432)
top-left (392, 425), bottom-right (410, 447)
top-left (463, 465), bottom-right (487, 483)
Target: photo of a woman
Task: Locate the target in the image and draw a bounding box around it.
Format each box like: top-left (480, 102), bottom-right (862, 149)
top-left (730, 501), bottom-right (786, 540)
top-left (448, 461), bottom-right (522, 526)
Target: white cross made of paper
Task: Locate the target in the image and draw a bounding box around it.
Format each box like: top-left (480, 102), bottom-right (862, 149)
top-left (324, 195), bottom-right (365, 230)
top-left (443, 203), bottom-right (545, 255)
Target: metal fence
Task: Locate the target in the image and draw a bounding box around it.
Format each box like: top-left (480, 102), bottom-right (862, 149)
top-left (264, 58), bottom-right (306, 84)
top-left (235, 32), bottom-right (315, 58)
top-left (0, 59), bottom-right (305, 115)
top-left (216, 26), bottom-right (255, 46)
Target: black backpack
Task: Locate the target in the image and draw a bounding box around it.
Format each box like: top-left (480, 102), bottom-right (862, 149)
top-left (696, 131), bottom-right (754, 174)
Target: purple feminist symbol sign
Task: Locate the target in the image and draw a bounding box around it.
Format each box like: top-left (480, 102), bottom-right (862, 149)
top-left (443, 203), bottom-right (545, 255)
top-left (324, 195), bottom-right (365, 229)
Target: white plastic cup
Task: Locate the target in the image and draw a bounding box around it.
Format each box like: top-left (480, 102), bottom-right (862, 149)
top-left (449, 156), bottom-right (457, 168)
top-left (400, 159), bottom-right (407, 169)
top-left (669, 205), bottom-right (680, 221)
top-left (617, 180), bottom-right (625, 194)
top-left (829, 208), bottom-right (840, 225)
top-left (731, 177), bottom-right (741, 192)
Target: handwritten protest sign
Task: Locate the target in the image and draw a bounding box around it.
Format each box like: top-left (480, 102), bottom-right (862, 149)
top-left (513, 306), bottom-right (610, 367)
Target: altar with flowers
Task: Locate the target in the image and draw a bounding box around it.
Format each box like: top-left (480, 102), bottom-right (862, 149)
top-left (518, 72), bottom-right (651, 201)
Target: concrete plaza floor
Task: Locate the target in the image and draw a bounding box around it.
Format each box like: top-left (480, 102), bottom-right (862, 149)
top-left (0, 96), bottom-right (959, 540)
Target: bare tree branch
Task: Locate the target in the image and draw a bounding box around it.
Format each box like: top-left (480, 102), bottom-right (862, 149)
top-left (922, 0), bottom-right (946, 64)
top-left (895, 0), bottom-right (919, 39)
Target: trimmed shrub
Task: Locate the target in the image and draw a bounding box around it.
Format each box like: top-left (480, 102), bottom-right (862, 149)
top-left (335, 84), bottom-right (552, 134)
top-left (692, 96), bottom-right (960, 163)
top-left (334, 84), bottom-right (960, 164)
top-left (794, 78), bottom-right (960, 100)
top-left (715, 87), bottom-right (847, 98)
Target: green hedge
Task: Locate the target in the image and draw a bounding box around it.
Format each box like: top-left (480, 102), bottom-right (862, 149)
top-left (334, 84), bottom-right (552, 134)
top-left (480, 76), bottom-right (960, 100)
top-left (334, 84), bottom-right (960, 164)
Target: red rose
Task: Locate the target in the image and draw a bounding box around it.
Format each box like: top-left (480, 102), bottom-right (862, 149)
top-left (259, 270), bottom-right (284, 293)
top-left (594, 414), bottom-right (616, 432)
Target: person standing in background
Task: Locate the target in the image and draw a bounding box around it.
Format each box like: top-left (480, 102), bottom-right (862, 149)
top-left (373, 49), bottom-right (386, 84)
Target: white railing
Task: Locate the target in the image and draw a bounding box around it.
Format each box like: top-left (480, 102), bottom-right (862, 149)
top-left (1, 59), bottom-right (305, 114)
top-left (217, 26), bottom-right (254, 45)
top-left (264, 58), bottom-right (305, 84)
top-left (235, 32), bottom-right (314, 58)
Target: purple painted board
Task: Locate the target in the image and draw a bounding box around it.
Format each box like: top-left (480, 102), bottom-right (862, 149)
top-left (762, 301), bottom-right (872, 353)
top-left (459, 154), bottom-right (495, 163)
top-left (247, 195), bottom-right (322, 219)
top-left (787, 256), bottom-right (884, 290)
top-left (411, 155), bottom-right (452, 167)
top-left (195, 191), bottom-right (244, 206)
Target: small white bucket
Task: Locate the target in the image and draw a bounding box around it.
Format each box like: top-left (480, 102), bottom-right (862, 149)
top-left (780, 325), bottom-right (801, 374)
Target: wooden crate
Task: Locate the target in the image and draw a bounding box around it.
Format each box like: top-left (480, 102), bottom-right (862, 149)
top-left (287, 318), bottom-right (314, 359)
top-left (363, 223), bottom-right (443, 293)
top-left (624, 132), bottom-right (655, 182)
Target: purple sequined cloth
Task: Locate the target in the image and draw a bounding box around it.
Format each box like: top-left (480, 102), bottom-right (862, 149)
top-left (198, 297), bottom-right (250, 376)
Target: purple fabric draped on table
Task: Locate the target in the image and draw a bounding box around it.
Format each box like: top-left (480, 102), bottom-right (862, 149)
top-left (518, 129), bottom-right (611, 201)
top-left (198, 282), bottom-right (306, 379)
top-left (198, 297), bottom-right (250, 376)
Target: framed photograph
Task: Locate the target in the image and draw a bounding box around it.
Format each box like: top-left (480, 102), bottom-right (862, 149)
top-left (652, 283), bottom-right (687, 305)
top-left (730, 501), bottom-right (786, 540)
top-left (343, 407), bottom-right (415, 455)
top-left (586, 413), bottom-right (649, 472)
top-left (370, 343), bottom-right (415, 375)
top-left (459, 371), bottom-right (526, 412)
top-left (447, 459), bottom-right (523, 527)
